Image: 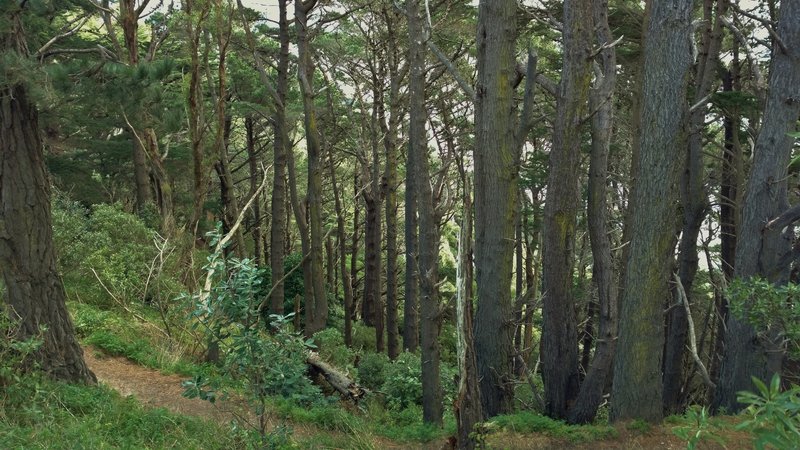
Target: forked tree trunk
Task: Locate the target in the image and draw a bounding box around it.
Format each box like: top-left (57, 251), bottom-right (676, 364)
top-left (540, 0), bottom-right (593, 420)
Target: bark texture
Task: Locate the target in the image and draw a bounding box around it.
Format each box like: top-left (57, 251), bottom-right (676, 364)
top-left (0, 9), bottom-right (95, 384)
top-left (714, 0), bottom-right (800, 412)
top-left (473, 0), bottom-right (518, 418)
top-left (611, 0), bottom-right (694, 423)
top-left (541, 0), bottom-right (593, 420)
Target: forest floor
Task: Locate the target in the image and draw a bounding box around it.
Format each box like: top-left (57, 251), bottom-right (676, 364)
top-left (83, 345), bottom-right (751, 449)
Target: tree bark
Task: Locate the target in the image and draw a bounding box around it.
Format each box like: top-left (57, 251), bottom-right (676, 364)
top-left (473, 0), bottom-right (518, 418)
top-left (541, 0), bottom-right (593, 420)
top-left (714, 0), bottom-right (800, 412)
top-left (611, 0), bottom-right (694, 423)
top-left (295, 0), bottom-right (327, 336)
top-left (663, 0), bottom-right (725, 414)
top-left (0, 8), bottom-right (95, 384)
top-left (568, 0), bottom-right (618, 424)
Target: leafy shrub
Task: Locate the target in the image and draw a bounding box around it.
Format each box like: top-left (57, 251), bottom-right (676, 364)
top-left (185, 238), bottom-right (322, 439)
top-left (313, 327), bottom-right (355, 369)
top-left (358, 352), bottom-right (389, 390)
top-left (383, 352), bottom-right (423, 409)
top-left (671, 406), bottom-right (726, 450)
top-left (737, 374), bottom-right (800, 450)
top-left (0, 310), bottom-right (43, 412)
top-left (726, 277), bottom-right (800, 358)
top-left (351, 322), bottom-right (378, 352)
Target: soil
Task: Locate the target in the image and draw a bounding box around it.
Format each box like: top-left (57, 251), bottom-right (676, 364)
top-left (82, 347), bottom-right (753, 449)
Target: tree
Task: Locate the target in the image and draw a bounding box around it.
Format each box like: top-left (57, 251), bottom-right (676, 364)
top-left (611, 0), bottom-right (694, 423)
top-left (540, 0), bottom-right (593, 420)
top-left (0, 4), bottom-right (94, 384)
top-left (473, 0), bottom-right (518, 418)
top-left (714, 0), bottom-right (800, 412)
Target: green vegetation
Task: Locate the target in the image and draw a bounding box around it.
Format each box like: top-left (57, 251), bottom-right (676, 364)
top-left (489, 411), bottom-right (618, 443)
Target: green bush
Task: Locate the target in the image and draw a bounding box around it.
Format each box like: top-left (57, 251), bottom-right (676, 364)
top-left (313, 328), bottom-right (355, 369)
top-left (357, 352), bottom-right (389, 390)
top-left (491, 411), bottom-right (617, 443)
top-left (737, 374), bottom-right (800, 450)
top-left (383, 352), bottom-right (423, 409)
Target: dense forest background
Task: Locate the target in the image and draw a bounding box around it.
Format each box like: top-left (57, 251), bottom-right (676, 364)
top-left (2, 0), bottom-right (800, 448)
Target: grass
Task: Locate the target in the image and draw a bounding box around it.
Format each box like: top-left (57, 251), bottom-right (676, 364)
top-left (69, 301), bottom-right (204, 376)
top-left (490, 410), bottom-right (619, 443)
top-left (0, 376), bottom-right (240, 450)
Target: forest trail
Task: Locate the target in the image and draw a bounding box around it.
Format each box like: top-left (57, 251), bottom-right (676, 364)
top-left (82, 347), bottom-right (745, 449)
top-left (83, 346), bottom-right (251, 425)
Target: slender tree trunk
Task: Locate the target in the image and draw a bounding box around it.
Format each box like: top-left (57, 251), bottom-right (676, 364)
top-left (454, 180), bottom-right (482, 449)
top-left (269, 0), bottom-right (291, 316)
top-left (663, 0), bottom-right (725, 414)
top-left (329, 155), bottom-right (355, 347)
top-left (714, 0), bottom-right (800, 412)
top-left (568, 0), bottom-right (618, 424)
top-left (473, 0), bottom-right (518, 418)
top-left (0, 9), bottom-right (95, 384)
top-left (611, 0), bottom-right (694, 423)
top-left (541, 0), bottom-right (593, 420)
top-left (295, 0), bottom-right (327, 335)
top-left (403, 135), bottom-right (420, 352)
top-left (244, 118), bottom-right (263, 266)
top-left (409, 0), bottom-right (442, 424)
top-left (185, 0), bottom-right (209, 237)
top-left (143, 128), bottom-right (175, 234)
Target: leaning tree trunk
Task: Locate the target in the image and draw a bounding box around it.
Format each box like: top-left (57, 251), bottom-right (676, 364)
top-left (663, 0), bottom-right (725, 414)
top-left (714, 0), bottom-right (800, 412)
top-left (568, 0), bottom-right (618, 424)
top-left (473, 0), bottom-right (518, 418)
top-left (540, 0), bottom-right (593, 420)
top-left (610, 0), bottom-right (694, 423)
top-left (295, 0), bottom-right (327, 335)
top-left (0, 9), bottom-right (95, 384)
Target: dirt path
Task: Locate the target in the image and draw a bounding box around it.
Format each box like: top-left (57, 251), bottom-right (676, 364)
top-left (83, 347), bottom-right (250, 424)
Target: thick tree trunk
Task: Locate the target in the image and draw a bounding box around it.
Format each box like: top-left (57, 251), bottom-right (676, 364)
top-left (568, 0), bottom-right (618, 424)
top-left (714, 0), bottom-right (800, 412)
top-left (0, 11), bottom-right (94, 383)
top-left (611, 0), bottom-right (694, 423)
top-left (473, 0), bottom-right (518, 418)
top-left (541, 0), bottom-right (593, 420)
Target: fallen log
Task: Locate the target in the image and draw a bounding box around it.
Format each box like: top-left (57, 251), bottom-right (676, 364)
top-left (306, 352), bottom-right (367, 402)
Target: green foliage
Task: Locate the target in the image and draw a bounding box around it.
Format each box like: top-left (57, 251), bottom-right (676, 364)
top-left (671, 406), bottom-right (727, 450)
top-left (185, 235), bottom-right (322, 438)
top-left (0, 310), bottom-right (42, 412)
top-left (380, 351), bottom-right (458, 410)
top-left (70, 302), bottom-right (199, 375)
top-left (726, 277), bottom-right (800, 358)
top-left (312, 327), bottom-right (355, 369)
top-left (52, 198), bottom-right (183, 311)
top-left (357, 352), bottom-right (389, 390)
top-left (0, 378), bottom-right (238, 450)
top-left (489, 411), bottom-right (618, 443)
top-left (737, 374), bottom-right (800, 450)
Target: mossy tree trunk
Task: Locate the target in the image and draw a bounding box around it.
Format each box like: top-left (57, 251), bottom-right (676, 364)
top-left (611, 0), bottom-right (694, 423)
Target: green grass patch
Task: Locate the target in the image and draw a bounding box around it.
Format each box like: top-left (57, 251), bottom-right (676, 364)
top-left (0, 377), bottom-right (239, 449)
top-left (491, 411), bottom-right (618, 443)
top-left (70, 301), bottom-right (203, 376)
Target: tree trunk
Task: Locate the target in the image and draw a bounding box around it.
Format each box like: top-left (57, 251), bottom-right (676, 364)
top-left (663, 0), bottom-right (725, 414)
top-left (0, 9), bottom-right (95, 384)
top-left (714, 0), bottom-right (800, 412)
top-left (611, 0), bottom-right (694, 423)
top-left (568, 0), bottom-right (618, 424)
top-left (295, 0), bottom-right (327, 336)
top-left (454, 180), bottom-right (482, 449)
top-left (269, 0), bottom-right (291, 316)
top-left (329, 154), bottom-right (355, 348)
top-left (473, 0), bottom-right (518, 418)
top-left (541, 0), bottom-right (593, 420)
top-left (409, 0), bottom-right (442, 425)
top-left (244, 118), bottom-right (263, 266)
